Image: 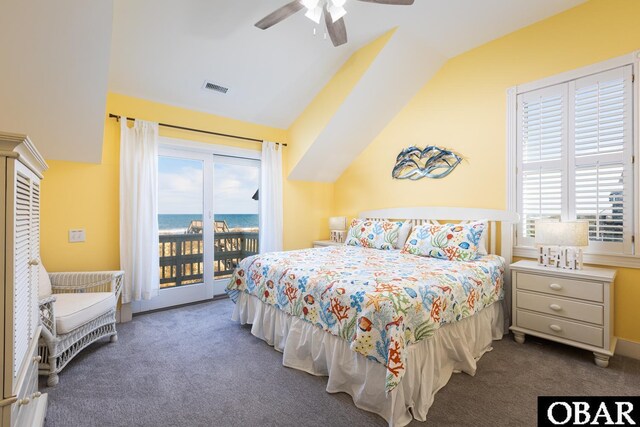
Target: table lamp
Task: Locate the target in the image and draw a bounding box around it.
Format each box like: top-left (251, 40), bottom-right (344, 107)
top-left (329, 216), bottom-right (347, 243)
top-left (535, 219), bottom-right (589, 269)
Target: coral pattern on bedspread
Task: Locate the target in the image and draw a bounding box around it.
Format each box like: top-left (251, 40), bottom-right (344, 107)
top-left (226, 246), bottom-right (504, 392)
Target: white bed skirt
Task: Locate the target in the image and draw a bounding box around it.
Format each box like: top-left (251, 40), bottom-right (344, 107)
top-left (232, 293), bottom-right (504, 427)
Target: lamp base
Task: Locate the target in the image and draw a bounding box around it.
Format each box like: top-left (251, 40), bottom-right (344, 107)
top-left (330, 230), bottom-right (346, 243)
top-left (537, 245), bottom-right (583, 270)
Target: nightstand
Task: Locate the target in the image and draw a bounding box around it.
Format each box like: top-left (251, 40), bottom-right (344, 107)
top-left (510, 260), bottom-right (617, 367)
top-left (312, 240), bottom-right (344, 248)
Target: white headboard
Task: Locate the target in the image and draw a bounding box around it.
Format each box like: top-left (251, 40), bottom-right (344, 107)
top-left (359, 207), bottom-right (519, 259)
top-left (359, 206), bottom-right (520, 331)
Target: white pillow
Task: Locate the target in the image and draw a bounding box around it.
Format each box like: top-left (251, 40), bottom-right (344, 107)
top-left (431, 219), bottom-right (489, 255)
top-left (39, 264), bottom-right (52, 298)
top-left (472, 219), bottom-right (489, 255)
top-left (394, 220), bottom-right (413, 249)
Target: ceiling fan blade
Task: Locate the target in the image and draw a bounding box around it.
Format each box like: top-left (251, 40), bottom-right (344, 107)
top-left (356, 0), bottom-right (415, 4)
top-left (324, 6), bottom-right (347, 47)
top-left (255, 1), bottom-right (305, 30)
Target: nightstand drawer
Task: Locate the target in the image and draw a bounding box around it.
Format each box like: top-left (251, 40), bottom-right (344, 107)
top-left (516, 291), bottom-right (603, 325)
top-left (515, 272), bottom-right (603, 303)
top-left (516, 310), bottom-right (603, 348)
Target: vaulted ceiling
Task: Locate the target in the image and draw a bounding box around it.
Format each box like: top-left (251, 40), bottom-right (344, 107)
top-left (0, 0), bottom-right (585, 165)
top-left (110, 0), bottom-right (585, 129)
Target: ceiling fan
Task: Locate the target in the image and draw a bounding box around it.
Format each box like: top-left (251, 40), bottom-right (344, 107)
top-left (255, 0), bottom-right (415, 47)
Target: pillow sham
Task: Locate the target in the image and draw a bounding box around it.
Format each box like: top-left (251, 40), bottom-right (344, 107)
top-left (394, 220), bottom-right (413, 249)
top-left (402, 221), bottom-right (486, 261)
top-left (345, 219), bottom-right (403, 250)
top-left (432, 219), bottom-right (489, 255)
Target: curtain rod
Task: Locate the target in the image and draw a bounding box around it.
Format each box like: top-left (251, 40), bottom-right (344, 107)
top-left (108, 114), bottom-right (287, 147)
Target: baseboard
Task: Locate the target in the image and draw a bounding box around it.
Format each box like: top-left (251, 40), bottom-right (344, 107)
top-left (116, 303), bottom-right (133, 324)
top-left (616, 338), bottom-right (640, 360)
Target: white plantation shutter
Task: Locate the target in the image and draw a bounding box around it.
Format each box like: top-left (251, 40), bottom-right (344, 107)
top-left (517, 85), bottom-right (567, 245)
top-left (571, 65), bottom-right (633, 253)
top-left (517, 64), bottom-right (635, 255)
top-left (521, 93), bottom-right (564, 163)
top-left (575, 164), bottom-right (625, 242)
top-left (521, 169), bottom-right (563, 239)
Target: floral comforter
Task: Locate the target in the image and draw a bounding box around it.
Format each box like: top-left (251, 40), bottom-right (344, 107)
top-left (226, 246), bottom-right (505, 392)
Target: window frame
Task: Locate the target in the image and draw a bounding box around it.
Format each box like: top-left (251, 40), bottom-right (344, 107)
top-left (507, 51), bottom-right (640, 268)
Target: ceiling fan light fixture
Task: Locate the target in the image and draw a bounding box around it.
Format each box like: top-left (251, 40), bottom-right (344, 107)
top-left (304, 5), bottom-right (323, 23)
top-left (300, 0), bottom-right (320, 9)
top-left (328, 4), bottom-right (347, 22)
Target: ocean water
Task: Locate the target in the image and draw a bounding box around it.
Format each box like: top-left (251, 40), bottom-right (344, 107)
top-left (159, 214), bottom-right (258, 233)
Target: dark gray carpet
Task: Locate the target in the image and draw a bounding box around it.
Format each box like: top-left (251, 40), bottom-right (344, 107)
top-left (42, 298), bottom-right (640, 427)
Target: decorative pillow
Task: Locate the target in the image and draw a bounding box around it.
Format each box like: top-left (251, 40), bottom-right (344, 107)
top-left (431, 219), bottom-right (489, 255)
top-left (39, 264), bottom-right (52, 298)
top-left (345, 219), bottom-right (403, 250)
top-left (402, 221), bottom-right (486, 261)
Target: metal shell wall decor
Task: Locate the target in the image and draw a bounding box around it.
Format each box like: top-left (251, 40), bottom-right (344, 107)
top-left (392, 145), bottom-right (463, 180)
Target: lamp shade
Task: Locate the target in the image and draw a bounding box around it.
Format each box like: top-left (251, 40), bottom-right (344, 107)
top-left (329, 216), bottom-right (347, 231)
top-left (535, 220), bottom-right (589, 247)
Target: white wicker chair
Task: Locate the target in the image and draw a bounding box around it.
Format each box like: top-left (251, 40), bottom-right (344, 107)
top-left (38, 266), bottom-right (124, 386)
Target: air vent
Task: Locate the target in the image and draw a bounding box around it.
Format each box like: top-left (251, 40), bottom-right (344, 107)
top-left (203, 80), bottom-right (229, 94)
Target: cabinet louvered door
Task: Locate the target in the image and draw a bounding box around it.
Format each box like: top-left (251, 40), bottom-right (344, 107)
top-left (570, 65), bottom-right (633, 254)
top-left (11, 162), bottom-right (37, 382)
top-left (30, 180), bottom-right (41, 331)
top-left (0, 134), bottom-right (48, 427)
top-left (516, 84), bottom-right (568, 246)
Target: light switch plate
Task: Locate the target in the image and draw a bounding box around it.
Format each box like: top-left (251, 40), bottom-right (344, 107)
top-left (69, 229), bottom-right (86, 243)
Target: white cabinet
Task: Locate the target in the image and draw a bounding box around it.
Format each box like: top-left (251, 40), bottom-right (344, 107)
top-left (0, 133), bottom-right (48, 427)
top-left (510, 260), bottom-right (616, 367)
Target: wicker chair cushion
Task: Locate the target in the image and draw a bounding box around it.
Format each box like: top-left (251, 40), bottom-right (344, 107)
top-left (39, 264), bottom-right (52, 298)
top-left (53, 292), bottom-right (116, 334)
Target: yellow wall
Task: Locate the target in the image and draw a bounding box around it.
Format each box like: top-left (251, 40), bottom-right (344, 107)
top-left (41, 93), bottom-right (333, 272)
top-left (288, 29), bottom-right (395, 172)
top-left (334, 0), bottom-right (640, 342)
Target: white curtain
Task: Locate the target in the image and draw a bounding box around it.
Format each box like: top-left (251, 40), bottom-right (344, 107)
top-left (259, 141), bottom-right (283, 254)
top-left (119, 119), bottom-right (160, 303)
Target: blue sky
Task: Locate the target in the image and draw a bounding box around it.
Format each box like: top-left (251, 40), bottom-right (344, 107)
top-left (158, 157), bottom-right (259, 215)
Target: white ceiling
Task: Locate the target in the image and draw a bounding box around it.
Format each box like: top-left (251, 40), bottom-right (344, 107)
top-left (0, 0), bottom-right (113, 163)
top-left (109, 0), bottom-right (585, 129)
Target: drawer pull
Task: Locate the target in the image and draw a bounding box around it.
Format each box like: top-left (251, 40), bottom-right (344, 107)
top-left (18, 397), bottom-right (30, 406)
top-left (549, 304), bottom-right (562, 312)
top-left (549, 283), bottom-right (563, 291)
top-left (33, 355), bottom-right (42, 363)
top-left (31, 392), bottom-right (42, 399)
top-left (549, 324), bottom-right (563, 332)
top-left (28, 258), bottom-right (40, 266)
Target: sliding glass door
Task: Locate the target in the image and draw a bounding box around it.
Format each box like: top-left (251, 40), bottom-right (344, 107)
top-left (133, 144), bottom-right (260, 313)
top-left (212, 155), bottom-right (260, 294)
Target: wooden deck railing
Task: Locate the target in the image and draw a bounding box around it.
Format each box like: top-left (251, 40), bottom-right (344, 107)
top-left (159, 232), bottom-right (259, 288)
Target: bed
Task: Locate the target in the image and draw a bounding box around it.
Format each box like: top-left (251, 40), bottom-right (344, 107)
top-left (226, 207), bottom-right (519, 426)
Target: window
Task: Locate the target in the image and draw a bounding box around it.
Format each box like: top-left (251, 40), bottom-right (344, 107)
top-left (513, 61), bottom-right (636, 261)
